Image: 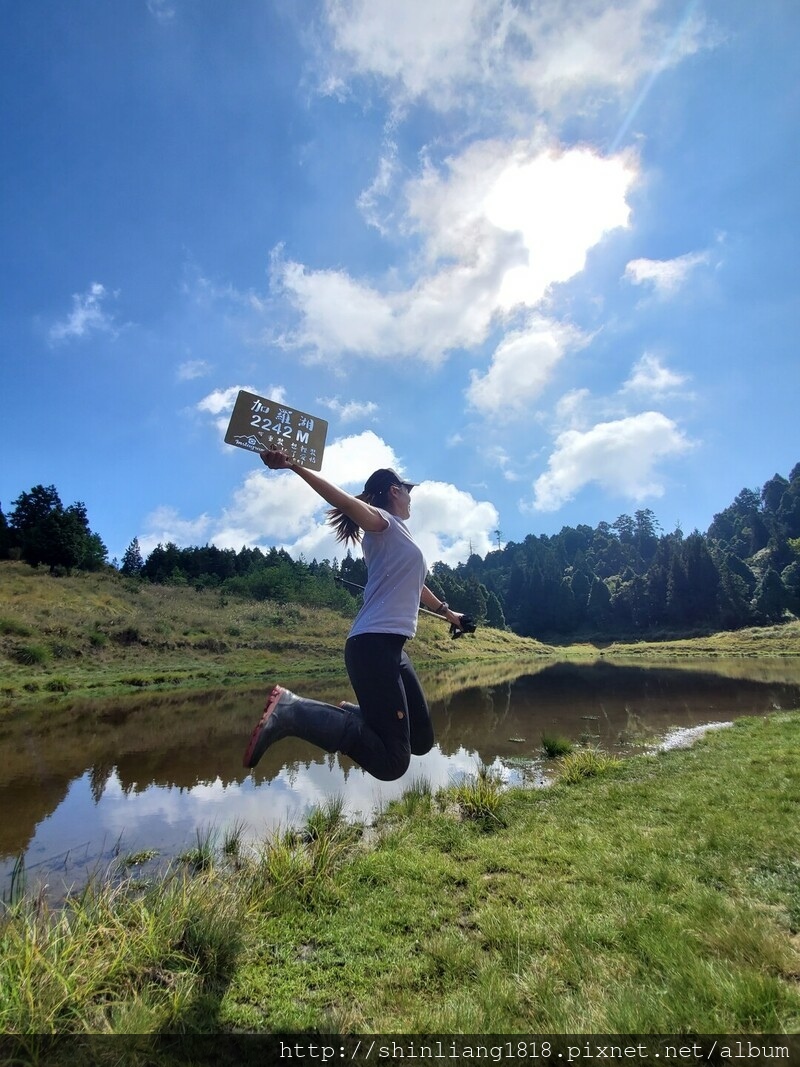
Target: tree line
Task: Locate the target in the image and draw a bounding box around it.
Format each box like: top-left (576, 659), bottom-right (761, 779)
top-left (429, 463), bottom-right (800, 638)
top-left (2, 462), bottom-right (798, 639)
top-left (0, 485), bottom-right (108, 573)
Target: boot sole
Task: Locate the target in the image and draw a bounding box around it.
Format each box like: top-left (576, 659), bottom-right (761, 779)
top-left (243, 685), bottom-right (286, 768)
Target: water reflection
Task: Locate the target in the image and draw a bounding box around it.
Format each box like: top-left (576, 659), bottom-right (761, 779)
top-left (3, 658), bottom-right (799, 899)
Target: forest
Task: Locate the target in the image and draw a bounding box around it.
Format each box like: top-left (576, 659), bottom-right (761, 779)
top-left (2, 462), bottom-right (799, 642)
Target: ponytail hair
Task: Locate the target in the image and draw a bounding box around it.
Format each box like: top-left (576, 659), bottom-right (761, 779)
top-left (326, 488), bottom-right (391, 546)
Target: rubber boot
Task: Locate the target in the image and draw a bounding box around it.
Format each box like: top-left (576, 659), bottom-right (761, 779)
top-left (243, 686), bottom-right (355, 769)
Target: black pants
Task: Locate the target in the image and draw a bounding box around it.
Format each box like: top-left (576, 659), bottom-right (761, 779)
top-left (342, 633), bottom-right (434, 781)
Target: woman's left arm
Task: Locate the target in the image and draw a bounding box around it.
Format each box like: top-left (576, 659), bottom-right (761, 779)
top-left (421, 585), bottom-right (463, 627)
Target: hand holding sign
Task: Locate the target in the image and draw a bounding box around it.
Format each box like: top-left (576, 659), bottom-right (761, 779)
top-left (224, 390), bottom-right (328, 470)
top-left (261, 448), bottom-right (295, 470)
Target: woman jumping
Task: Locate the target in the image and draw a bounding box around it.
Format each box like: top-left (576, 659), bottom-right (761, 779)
top-left (243, 450), bottom-right (466, 782)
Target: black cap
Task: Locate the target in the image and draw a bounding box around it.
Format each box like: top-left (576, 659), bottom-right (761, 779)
top-left (364, 468), bottom-right (417, 495)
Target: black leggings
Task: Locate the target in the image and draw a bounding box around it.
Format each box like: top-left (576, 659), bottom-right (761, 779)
top-left (341, 633), bottom-right (434, 781)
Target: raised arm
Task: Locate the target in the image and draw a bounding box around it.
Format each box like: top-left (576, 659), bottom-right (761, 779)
top-left (261, 449), bottom-right (388, 533)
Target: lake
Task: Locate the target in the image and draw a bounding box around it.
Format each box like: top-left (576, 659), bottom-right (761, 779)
top-left (2, 656), bottom-right (799, 901)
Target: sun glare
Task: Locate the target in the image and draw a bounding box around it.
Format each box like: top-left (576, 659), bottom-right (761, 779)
top-left (484, 148), bottom-right (637, 308)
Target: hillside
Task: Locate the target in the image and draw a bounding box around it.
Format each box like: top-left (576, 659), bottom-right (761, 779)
top-left (3, 462), bottom-right (799, 650)
top-left (431, 462), bottom-right (800, 641)
top-left (0, 562), bottom-right (548, 711)
top-left (3, 561), bottom-right (799, 719)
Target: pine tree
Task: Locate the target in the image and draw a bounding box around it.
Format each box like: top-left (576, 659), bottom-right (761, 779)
top-left (0, 503), bottom-right (10, 559)
top-left (753, 567), bottom-right (787, 623)
top-left (8, 485), bottom-right (106, 572)
top-left (716, 559), bottom-right (752, 629)
top-left (120, 537), bottom-right (145, 576)
top-left (586, 577), bottom-right (612, 629)
top-left (682, 532), bottom-right (720, 624)
top-left (484, 590), bottom-right (506, 629)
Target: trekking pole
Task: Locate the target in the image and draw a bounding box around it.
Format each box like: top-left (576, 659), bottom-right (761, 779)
top-left (334, 577), bottom-right (477, 639)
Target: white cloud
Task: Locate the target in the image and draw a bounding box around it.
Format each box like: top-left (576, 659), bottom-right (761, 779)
top-left (316, 430), bottom-right (401, 487)
top-left (212, 468), bottom-right (326, 547)
top-left (484, 444), bottom-right (522, 482)
top-left (325, 0), bottom-right (495, 110)
top-left (324, 0), bottom-right (710, 115)
top-left (621, 353), bottom-right (690, 396)
top-left (135, 431), bottom-right (493, 567)
top-left (483, 146), bottom-right (636, 307)
top-left (197, 385), bottom-right (255, 416)
top-left (467, 316), bottom-right (588, 418)
top-left (275, 235), bottom-right (514, 365)
top-left (196, 384), bottom-right (287, 438)
top-left (48, 282), bottom-right (117, 344)
top-left (531, 411), bottom-right (693, 511)
top-left (276, 260), bottom-right (396, 358)
top-left (507, 0), bottom-right (708, 114)
top-left (276, 141), bottom-right (636, 363)
top-left (138, 506), bottom-right (211, 556)
top-left (553, 388), bottom-right (592, 431)
top-left (356, 137), bottom-right (401, 233)
top-left (177, 360), bottom-right (212, 382)
top-left (146, 0), bottom-right (176, 24)
top-left (624, 250), bottom-right (710, 296)
top-left (406, 140), bottom-right (637, 310)
top-left (317, 396), bottom-right (379, 422)
top-left (407, 482), bottom-right (500, 567)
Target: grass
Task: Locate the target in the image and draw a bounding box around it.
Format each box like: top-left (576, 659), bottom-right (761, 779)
top-left (557, 746), bottom-right (622, 784)
top-left (1, 712), bottom-right (799, 1036)
top-left (10, 643), bottom-right (49, 666)
top-left (221, 820), bottom-right (246, 858)
top-left (0, 561), bottom-right (547, 710)
top-left (449, 764), bottom-right (506, 827)
top-left (0, 864), bottom-right (243, 1035)
top-left (178, 827), bottom-right (220, 872)
top-left (541, 732), bottom-right (574, 757)
top-left (591, 620), bottom-right (800, 659)
top-left (118, 849), bottom-right (160, 868)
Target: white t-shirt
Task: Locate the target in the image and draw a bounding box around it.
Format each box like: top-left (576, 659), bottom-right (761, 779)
top-left (348, 509), bottom-right (428, 639)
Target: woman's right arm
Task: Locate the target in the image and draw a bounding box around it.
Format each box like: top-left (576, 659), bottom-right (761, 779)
top-left (261, 449), bottom-right (388, 532)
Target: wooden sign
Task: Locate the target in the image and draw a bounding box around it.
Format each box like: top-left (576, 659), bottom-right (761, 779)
top-left (224, 390), bottom-right (328, 470)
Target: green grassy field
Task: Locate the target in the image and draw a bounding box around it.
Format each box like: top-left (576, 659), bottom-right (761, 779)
top-left (1, 712), bottom-right (798, 1039)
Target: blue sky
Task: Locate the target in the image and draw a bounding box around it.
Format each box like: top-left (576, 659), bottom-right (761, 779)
top-left (2, 0), bottom-right (798, 568)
